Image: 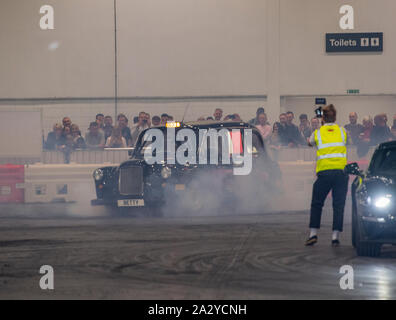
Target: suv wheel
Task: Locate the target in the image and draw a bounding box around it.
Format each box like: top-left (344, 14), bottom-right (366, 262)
top-left (355, 219), bottom-right (382, 257)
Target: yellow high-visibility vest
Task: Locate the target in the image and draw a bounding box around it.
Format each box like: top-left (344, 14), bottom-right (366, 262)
top-left (314, 124), bottom-right (347, 173)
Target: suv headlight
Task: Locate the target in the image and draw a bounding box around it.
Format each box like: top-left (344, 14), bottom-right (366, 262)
top-left (161, 166), bottom-right (172, 179)
top-left (93, 169), bottom-right (104, 181)
top-left (374, 196), bottom-right (391, 208)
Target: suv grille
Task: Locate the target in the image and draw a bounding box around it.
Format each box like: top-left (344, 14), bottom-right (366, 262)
top-left (119, 166), bottom-right (143, 196)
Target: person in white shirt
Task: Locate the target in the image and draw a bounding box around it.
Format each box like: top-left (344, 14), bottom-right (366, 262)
top-left (105, 126), bottom-right (127, 148)
top-left (255, 113), bottom-right (272, 142)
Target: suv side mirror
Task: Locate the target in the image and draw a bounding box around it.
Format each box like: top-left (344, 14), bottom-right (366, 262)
top-left (344, 162), bottom-right (363, 176)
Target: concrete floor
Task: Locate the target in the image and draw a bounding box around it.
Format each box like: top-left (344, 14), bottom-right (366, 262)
top-left (0, 202), bottom-right (395, 299)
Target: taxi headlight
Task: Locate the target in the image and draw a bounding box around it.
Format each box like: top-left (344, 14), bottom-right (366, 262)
top-left (374, 196), bottom-right (391, 209)
top-left (93, 169), bottom-right (104, 181)
top-left (161, 166), bottom-right (172, 179)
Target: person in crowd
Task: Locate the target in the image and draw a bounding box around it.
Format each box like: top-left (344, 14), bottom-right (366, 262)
top-left (85, 122), bottom-right (105, 149)
top-left (344, 112), bottom-right (364, 145)
top-left (45, 123), bottom-right (66, 150)
top-left (277, 113), bottom-right (288, 145)
top-left (152, 115), bottom-right (161, 126)
top-left (299, 114), bottom-right (312, 141)
top-left (213, 108), bottom-right (223, 121)
top-left (283, 111), bottom-right (305, 147)
top-left (168, 115), bottom-right (174, 121)
top-left (103, 115), bottom-right (114, 141)
top-left (248, 107), bottom-right (265, 125)
top-left (62, 125), bottom-right (72, 140)
top-left (145, 112), bottom-right (152, 127)
top-left (371, 114), bottom-right (392, 145)
top-left (206, 116), bottom-right (214, 120)
top-left (117, 114), bottom-right (132, 145)
top-left (133, 116), bottom-right (139, 124)
top-left (311, 117), bottom-right (321, 132)
top-left (96, 113), bottom-right (104, 129)
top-left (62, 117), bottom-right (72, 129)
top-left (160, 113), bottom-right (169, 125)
top-left (105, 126), bottom-right (127, 148)
top-left (197, 116), bottom-right (206, 121)
top-left (130, 111), bottom-right (150, 147)
top-left (356, 116), bottom-right (374, 158)
top-left (391, 114), bottom-right (396, 140)
top-left (70, 124), bottom-right (86, 149)
top-left (58, 134), bottom-right (74, 163)
top-left (256, 113), bottom-right (272, 142)
top-left (270, 122), bottom-right (282, 148)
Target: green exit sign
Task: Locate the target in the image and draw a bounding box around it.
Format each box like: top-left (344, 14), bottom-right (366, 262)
top-left (347, 89), bottom-right (360, 94)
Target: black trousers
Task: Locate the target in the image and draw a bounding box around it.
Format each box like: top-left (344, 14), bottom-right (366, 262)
top-left (309, 169), bottom-right (349, 232)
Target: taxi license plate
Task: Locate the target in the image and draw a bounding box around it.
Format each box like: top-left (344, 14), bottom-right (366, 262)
top-left (117, 199), bottom-right (145, 207)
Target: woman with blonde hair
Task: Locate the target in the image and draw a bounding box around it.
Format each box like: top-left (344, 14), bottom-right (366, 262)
top-left (105, 126), bottom-right (127, 148)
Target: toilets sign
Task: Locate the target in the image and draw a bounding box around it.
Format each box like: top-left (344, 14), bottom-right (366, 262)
top-left (326, 33), bottom-right (383, 53)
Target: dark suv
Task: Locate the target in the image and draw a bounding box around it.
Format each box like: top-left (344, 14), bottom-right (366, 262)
top-left (346, 141), bottom-right (396, 257)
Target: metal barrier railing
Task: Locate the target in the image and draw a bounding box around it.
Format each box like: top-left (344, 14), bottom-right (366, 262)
top-left (0, 146), bottom-right (375, 165)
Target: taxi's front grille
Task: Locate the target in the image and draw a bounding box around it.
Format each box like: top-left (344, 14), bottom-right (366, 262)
top-left (119, 166), bottom-right (143, 196)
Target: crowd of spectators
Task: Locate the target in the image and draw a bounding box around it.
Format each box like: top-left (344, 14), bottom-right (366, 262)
top-left (45, 108), bottom-right (396, 154)
top-left (44, 112), bottom-right (176, 151)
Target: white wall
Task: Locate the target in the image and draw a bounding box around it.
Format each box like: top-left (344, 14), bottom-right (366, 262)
top-left (280, 0), bottom-right (396, 95)
top-left (0, 0), bottom-right (115, 98)
top-left (1, 0), bottom-right (396, 133)
top-left (117, 0), bottom-right (268, 97)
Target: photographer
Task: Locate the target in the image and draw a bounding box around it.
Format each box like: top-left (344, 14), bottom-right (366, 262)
top-left (305, 104), bottom-right (348, 247)
top-left (130, 111), bottom-right (150, 147)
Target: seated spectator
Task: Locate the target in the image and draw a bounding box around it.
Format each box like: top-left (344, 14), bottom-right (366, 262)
top-left (213, 108), bottom-right (223, 121)
top-left (96, 113), bottom-right (104, 129)
top-left (103, 115), bottom-right (113, 140)
top-left (256, 113), bottom-right (272, 142)
top-left (391, 114), bottom-right (396, 140)
top-left (371, 114), bottom-right (392, 145)
top-left (311, 117), bottom-right (321, 131)
top-left (62, 117), bottom-right (72, 129)
top-left (270, 122), bottom-right (282, 149)
top-left (344, 112), bottom-right (364, 145)
top-left (197, 116), bottom-right (206, 121)
top-left (105, 126), bottom-right (127, 148)
top-left (206, 116), bottom-right (214, 120)
top-left (117, 114), bottom-right (132, 145)
top-left (152, 115), bottom-right (161, 126)
top-left (145, 112), bottom-right (152, 127)
top-left (168, 115), bottom-right (174, 121)
top-left (63, 125), bottom-right (71, 137)
top-left (284, 111), bottom-right (305, 147)
top-left (299, 114), bottom-right (312, 141)
top-left (130, 111), bottom-right (150, 147)
top-left (70, 124), bottom-right (86, 149)
top-left (85, 122), bottom-right (105, 149)
top-left (357, 116), bottom-right (374, 158)
top-left (233, 113), bottom-right (242, 122)
top-left (60, 134), bottom-right (74, 163)
top-left (248, 107), bottom-right (265, 125)
top-left (160, 113), bottom-right (169, 125)
top-left (45, 123), bottom-right (66, 150)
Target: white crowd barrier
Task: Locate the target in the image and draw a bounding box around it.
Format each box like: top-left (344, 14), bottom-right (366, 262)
top-left (20, 161), bottom-right (318, 209)
top-left (24, 164), bottom-right (101, 203)
top-left (0, 146), bottom-right (376, 165)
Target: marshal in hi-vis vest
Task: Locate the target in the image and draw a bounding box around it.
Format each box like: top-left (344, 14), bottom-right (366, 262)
top-left (314, 124), bottom-right (347, 173)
